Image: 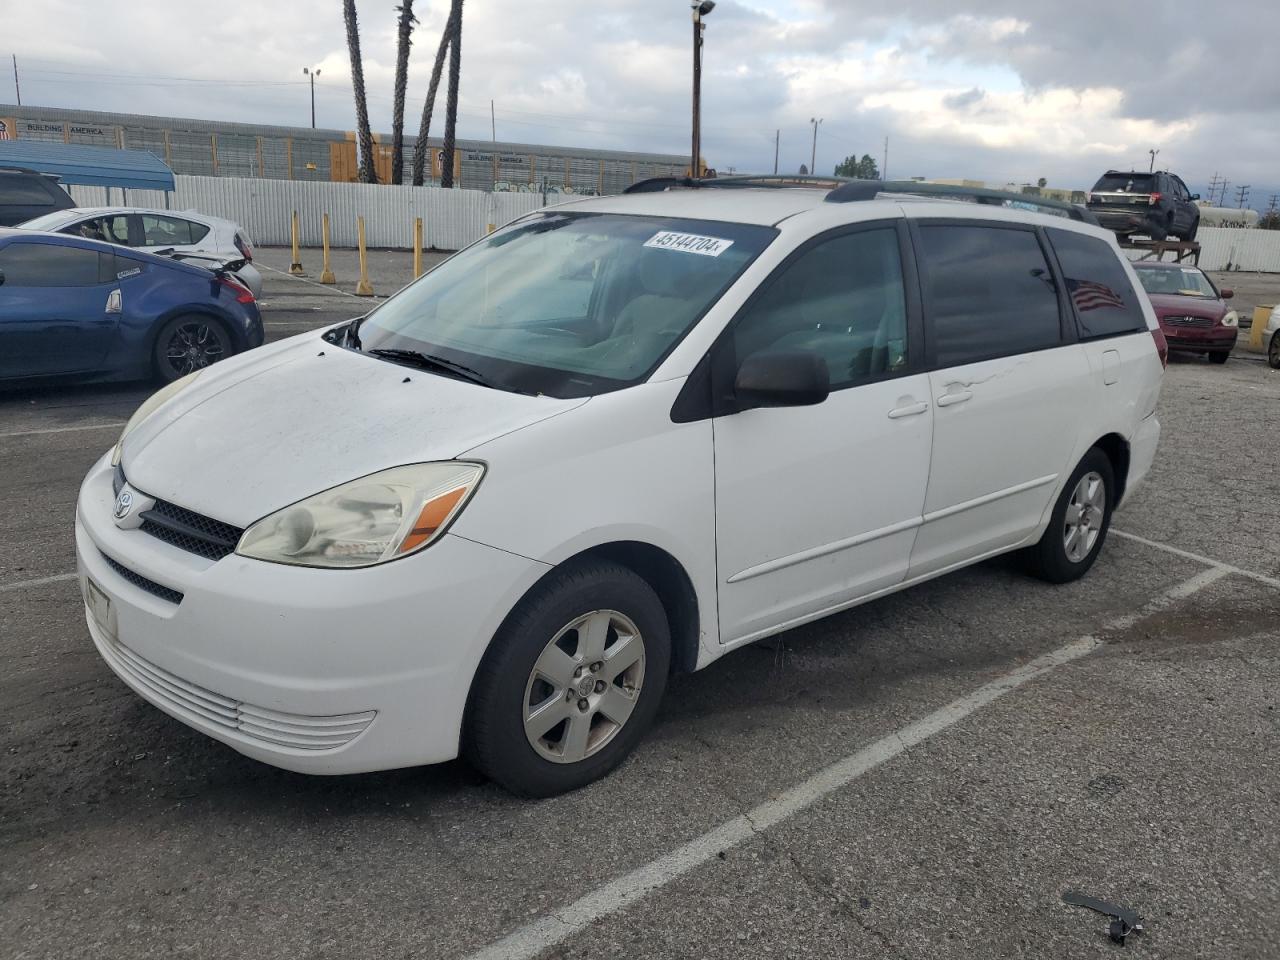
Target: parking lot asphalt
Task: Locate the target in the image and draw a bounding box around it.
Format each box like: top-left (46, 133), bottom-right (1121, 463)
top-left (2, 256), bottom-right (1278, 960)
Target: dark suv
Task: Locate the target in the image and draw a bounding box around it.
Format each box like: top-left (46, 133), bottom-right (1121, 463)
top-left (1086, 170), bottom-right (1200, 242)
top-left (0, 167), bottom-right (77, 227)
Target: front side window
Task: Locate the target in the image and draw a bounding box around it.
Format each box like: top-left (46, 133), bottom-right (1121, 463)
top-left (1049, 229), bottom-right (1148, 339)
top-left (918, 224), bottom-right (1062, 367)
top-left (141, 214), bottom-right (193, 246)
top-left (63, 215), bottom-right (131, 246)
top-left (0, 242), bottom-right (110, 286)
top-left (1134, 265), bottom-right (1219, 299)
top-left (730, 227), bottom-right (908, 389)
top-left (353, 212), bottom-right (776, 397)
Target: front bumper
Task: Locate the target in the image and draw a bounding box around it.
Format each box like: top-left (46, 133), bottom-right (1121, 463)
top-left (76, 453), bottom-right (549, 774)
top-left (1161, 325), bottom-right (1236, 353)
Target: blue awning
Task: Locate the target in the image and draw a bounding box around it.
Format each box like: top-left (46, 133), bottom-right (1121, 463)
top-left (0, 139), bottom-right (175, 191)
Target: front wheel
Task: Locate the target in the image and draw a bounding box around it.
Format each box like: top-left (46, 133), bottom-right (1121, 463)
top-left (1023, 449), bottom-right (1115, 584)
top-left (465, 561), bottom-right (671, 797)
top-left (153, 315), bottom-right (233, 383)
top-left (1269, 332), bottom-right (1280, 370)
top-left (1208, 350), bottom-right (1230, 365)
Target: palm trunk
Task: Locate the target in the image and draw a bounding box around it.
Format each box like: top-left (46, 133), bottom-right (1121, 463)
top-left (343, 0), bottom-right (378, 183)
top-left (390, 1), bottom-right (417, 185)
top-left (439, 0), bottom-right (464, 189)
top-left (411, 5), bottom-right (455, 187)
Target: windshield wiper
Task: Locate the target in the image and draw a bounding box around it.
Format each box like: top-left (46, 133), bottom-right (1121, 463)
top-left (367, 348), bottom-right (496, 388)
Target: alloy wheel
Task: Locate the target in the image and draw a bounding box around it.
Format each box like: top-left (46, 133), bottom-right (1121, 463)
top-left (1063, 471), bottom-right (1106, 563)
top-left (166, 321), bottom-right (226, 375)
top-left (522, 610), bottom-right (646, 764)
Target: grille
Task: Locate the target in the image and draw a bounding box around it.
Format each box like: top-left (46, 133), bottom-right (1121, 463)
top-left (98, 635), bottom-right (376, 751)
top-left (100, 551), bottom-right (185, 605)
top-left (1164, 315), bottom-right (1214, 328)
top-left (139, 499), bottom-right (244, 561)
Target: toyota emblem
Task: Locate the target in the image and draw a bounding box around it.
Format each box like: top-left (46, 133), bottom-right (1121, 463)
top-left (113, 489), bottom-right (134, 520)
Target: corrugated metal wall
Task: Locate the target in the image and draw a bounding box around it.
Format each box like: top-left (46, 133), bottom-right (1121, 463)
top-left (73, 176), bottom-right (546, 250)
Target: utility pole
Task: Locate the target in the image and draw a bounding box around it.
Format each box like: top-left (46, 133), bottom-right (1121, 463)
top-left (12, 54), bottom-right (19, 106)
top-left (1269, 194), bottom-right (1279, 216)
top-left (1218, 179), bottom-right (1229, 206)
top-left (302, 66), bottom-right (321, 128)
top-left (1207, 172), bottom-right (1221, 202)
top-left (883, 135), bottom-right (889, 181)
top-left (1235, 185), bottom-right (1251, 209)
top-left (690, 1), bottom-right (715, 178)
top-left (773, 129), bottom-right (779, 175)
top-left (1148, 148), bottom-right (1159, 172)
top-left (490, 99), bottom-right (496, 142)
top-left (809, 117), bottom-right (822, 177)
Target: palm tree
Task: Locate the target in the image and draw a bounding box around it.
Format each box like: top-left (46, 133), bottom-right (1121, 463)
top-left (342, 0), bottom-right (378, 183)
top-left (440, 0), bottom-right (464, 189)
top-left (411, 4), bottom-right (456, 186)
top-left (390, 1), bottom-right (417, 185)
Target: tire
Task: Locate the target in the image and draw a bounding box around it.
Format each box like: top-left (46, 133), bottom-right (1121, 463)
top-left (153, 315), bottom-right (233, 383)
top-left (1269, 332), bottom-right (1280, 370)
top-left (465, 560), bottom-right (671, 797)
top-left (1208, 350), bottom-right (1229, 365)
top-left (1022, 448), bottom-right (1115, 584)
top-left (1149, 218), bottom-right (1168, 242)
top-left (1185, 217), bottom-right (1199, 242)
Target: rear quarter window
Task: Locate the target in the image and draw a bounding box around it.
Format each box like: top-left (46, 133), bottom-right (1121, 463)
top-left (1048, 229), bottom-right (1148, 339)
top-left (188, 221), bottom-right (211, 244)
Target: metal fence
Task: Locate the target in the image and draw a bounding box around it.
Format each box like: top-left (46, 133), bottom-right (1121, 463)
top-left (69, 176), bottom-right (549, 250)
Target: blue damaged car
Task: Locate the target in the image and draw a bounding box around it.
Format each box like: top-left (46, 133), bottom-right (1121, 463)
top-left (0, 228), bottom-right (263, 384)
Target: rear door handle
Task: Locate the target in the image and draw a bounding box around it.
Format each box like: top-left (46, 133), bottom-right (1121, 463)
top-left (936, 388), bottom-right (973, 407)
top-left (887, 400), bottom-right (929, 419)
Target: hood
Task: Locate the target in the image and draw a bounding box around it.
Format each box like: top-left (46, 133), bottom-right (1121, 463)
top-left (123, 336), bottom-right (587, 527)
top-left (1145, 293), bottom-right (1225, 320)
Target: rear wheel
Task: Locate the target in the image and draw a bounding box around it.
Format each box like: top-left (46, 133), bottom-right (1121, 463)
top-left (1149, 218), bottom-right (1169, 242)
top-left (153, 315), bottom-right (233, 383)
top-left (465, 561), bottom-right (671, 797)
top-left (1208, 350), bottom-right (1230, 365)
top-left (1023, 449), bottom-right (1115, 584)
top-left (1185, 217), bottom-right (1199, 242)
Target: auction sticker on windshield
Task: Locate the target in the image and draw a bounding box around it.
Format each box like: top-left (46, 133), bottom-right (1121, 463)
top-left (643, 231), bottom-right (735, 257)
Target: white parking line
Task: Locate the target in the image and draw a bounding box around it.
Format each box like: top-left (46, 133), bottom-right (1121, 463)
top-left (0, 572), bottom-right (79, 594)
top-left (0, 422), bottom-right (123, 439)
top-left (463, 564), bottom-right (1232, 960)
top-left (1112, 528), bottom-right (1280, 590)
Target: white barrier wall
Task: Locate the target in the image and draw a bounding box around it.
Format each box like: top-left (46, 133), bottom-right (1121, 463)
top-left (69, 176), bottom-right (549, 251)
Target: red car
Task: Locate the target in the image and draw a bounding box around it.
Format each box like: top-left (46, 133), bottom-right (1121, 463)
top-left (1131, 261), bottom-right (1238, 364)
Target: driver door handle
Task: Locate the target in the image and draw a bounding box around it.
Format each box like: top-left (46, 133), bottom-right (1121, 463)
top-left (887, 399), bottom-right (929, 419)
top-left (936, 388), bottom-right (973, 407)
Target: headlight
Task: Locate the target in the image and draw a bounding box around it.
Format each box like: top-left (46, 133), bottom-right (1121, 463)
top-left (236, 462), bottom-right (484, 568)
top-left (111, 371), bottom-right (202, 467)
top-left (1222, 311), bottom-right (1238, 328)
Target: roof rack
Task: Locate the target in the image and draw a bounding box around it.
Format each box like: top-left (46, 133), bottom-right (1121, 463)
top-left (623, 175), bottom-right (1098, 224)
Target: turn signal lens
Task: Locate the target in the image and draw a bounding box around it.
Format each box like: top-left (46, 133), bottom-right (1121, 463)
top-left (237, 462), bottom-right (484, 568)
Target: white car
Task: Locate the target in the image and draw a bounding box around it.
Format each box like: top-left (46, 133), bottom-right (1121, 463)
top-left (76, 183), bottom-right (1165, 796)
top-left (18, 206), bottom-right (262, 299)
top-left (1266, 305), bottom-right (1280, 369)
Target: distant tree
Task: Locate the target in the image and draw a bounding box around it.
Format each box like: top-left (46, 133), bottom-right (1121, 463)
top-left (1260, 211), bottom-right (1280, 230)
top-left (411, 3), bottom-right (457, 185)
top-left (798, 163), bottom-right (809, 175)
top-left (834, 154), bottom-right (880, 179)
top-left (342, 0), bottom-right (378, 183)
top-left (390, 1), bottom-right (418, 185)
top-left (1037, 177), bottom-right (1048, 188)
top-left (439, 0), bottom-right (465, 188)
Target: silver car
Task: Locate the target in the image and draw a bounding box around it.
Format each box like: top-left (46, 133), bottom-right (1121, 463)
top-left (17, 206), bottom-right (262, 298)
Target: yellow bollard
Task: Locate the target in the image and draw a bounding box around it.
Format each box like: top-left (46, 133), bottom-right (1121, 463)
top-left (1249, 305), bottom-right (1273, 352)
top-left (413, 217), bottom-right (424, 279)
top-left (355, 216), bottom-right (375, 297)
top-left (289, 210), bottom-right (304, 275)
top-left (319, 213), bottom-right (336, 284)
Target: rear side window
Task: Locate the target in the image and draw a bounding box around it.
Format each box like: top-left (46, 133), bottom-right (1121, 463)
top-left (918, 225), bottom-right (1062, 367)
top-left (1048, 229), bottom-right (1148, 339)
top-left (141, 214), bottom-right (195, 246)
top-left (0, 242), bottom-right (111, 286)
top-left (0, 174), bottom-right (56, 205)
top-left (731, 227), bottom-right (908, 388)
top-left (1092, 173), bottom-right (1154, 194)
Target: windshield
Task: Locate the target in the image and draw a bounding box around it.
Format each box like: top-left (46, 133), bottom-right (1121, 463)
top-left (16, 211), bottom-right (75, 231)
top-left (1135, 266), bottom-right (1218, 298)
top-left (1092, 174), bottom-right (1154, 194)
top-left (352, 212), bottom-right (776, 398)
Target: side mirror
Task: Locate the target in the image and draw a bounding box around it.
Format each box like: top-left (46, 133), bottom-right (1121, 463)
top-left (734, 349), bottom-right (830, 410)
top-left (1220, 288), bottom-right (1234, 300)
top-left (1191, 193), bottom-right (1201, 201)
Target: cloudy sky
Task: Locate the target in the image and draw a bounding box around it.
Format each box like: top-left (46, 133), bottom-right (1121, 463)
top-left (3, 0), bottom-right (1275, 205)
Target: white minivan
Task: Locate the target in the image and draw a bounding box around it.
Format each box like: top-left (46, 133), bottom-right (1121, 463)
top-left (76, 181), bottom-right (1165, 796)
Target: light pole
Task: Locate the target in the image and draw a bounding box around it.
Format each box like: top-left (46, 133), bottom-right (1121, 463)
top-left (1148, 148), bottom-right (1159, 173)
top-left (691, 1), bottom-right (715, 178)
top-left (809, 117), bottom-right (822, 176)
top-left (302, 66), bottom-right (321, 129)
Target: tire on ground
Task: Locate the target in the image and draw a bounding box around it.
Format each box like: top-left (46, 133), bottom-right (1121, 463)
top-left (1022, 447), bottom-right (1116, 584)
top-left (152, 314), bottom-right (234, 383)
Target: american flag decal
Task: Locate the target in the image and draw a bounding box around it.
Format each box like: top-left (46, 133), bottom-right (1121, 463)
top-left (1068, 278), bottom-right (1125, 312)
top-left (0, 119), bottom-right (10, 141)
